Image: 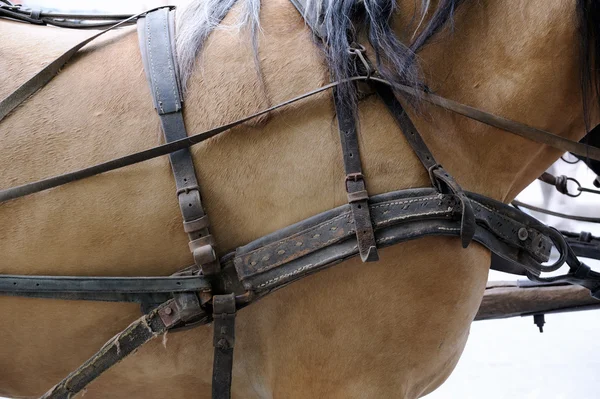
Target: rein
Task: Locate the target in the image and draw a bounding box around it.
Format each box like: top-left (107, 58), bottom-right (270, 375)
top-left (1, 73), bottom-right (600, 203)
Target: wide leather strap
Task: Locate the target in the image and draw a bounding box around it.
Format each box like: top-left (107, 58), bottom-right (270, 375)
top-left (137, 9), bottom-right (220, 276)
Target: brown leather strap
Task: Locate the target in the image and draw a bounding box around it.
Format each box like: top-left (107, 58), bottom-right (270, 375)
top-left (0, 3), bottom-right (135, 28)
top-left (371, 80), bottom-right (475, 247)
top-left (0, 78), bottom-right (365, 203)
top-left (513, 200), bottom-right (600, 224)
top-left (333, 86), bottom-right (379, 262)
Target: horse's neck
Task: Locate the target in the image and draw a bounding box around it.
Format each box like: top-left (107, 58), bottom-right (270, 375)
top-left (180, 0), bottom-right (588, 212)
top-left (390, 0), bottom-right (588, 201)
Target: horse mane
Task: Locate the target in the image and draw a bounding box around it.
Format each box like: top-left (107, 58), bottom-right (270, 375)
top-left (176, 0), bottom-right (600, 125)
top-left (175, 0), bottom-right (462, 105)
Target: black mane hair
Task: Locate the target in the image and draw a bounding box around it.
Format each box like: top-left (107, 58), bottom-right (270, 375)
top-left (315, 0), bottom-right (463, 106)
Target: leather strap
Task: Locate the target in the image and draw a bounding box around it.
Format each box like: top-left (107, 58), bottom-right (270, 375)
top-left (333, 87), bottom-right (379, 262)
top-left (0, 274), bottom-right (209, 293)
top-left (2, 75), bottom-right (600, 204)
top-left (137, 9), bottom-right (220, 277)
top-left (40, 299), bottom-right (207, 399)
top-left (0, 3), bottom-right (135, 29)
top-left (212, 293), bottom-right (236, 399)
top-left (563, 230), bottom-right (600, 260)
top-left (513, 199), bottom-right (600, 223)
top-left (0, 78), bottom-right (365, 204)
top-left (371, 80), bottom-right (476, 247)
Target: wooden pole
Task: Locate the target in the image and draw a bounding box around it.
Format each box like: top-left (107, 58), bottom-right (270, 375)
top-left (476, 281), bottom-right (600, 321)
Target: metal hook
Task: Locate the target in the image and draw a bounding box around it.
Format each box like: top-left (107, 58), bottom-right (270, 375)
top-left (348, 43), bottom-right (372, 79)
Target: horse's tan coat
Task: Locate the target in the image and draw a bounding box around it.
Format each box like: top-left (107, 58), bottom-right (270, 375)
top-left (0, 0), bottom-right (591, 397)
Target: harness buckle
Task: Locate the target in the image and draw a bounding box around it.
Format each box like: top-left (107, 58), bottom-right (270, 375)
top-left (176, 185), bottom-right (200, 195)
top-left (345, 173), bottom-right (364, 192)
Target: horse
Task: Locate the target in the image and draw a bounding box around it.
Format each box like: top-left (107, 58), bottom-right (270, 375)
top-left (0, 0), bottom-right (598, 397)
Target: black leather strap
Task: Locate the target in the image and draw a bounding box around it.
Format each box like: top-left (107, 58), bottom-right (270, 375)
top-left (137, 9), bottom-right (219, 276)
top-left (333, 87), bottom-right (379, 262)
top-left (0, 274), bottom-right (209, 294)
top-left (370, 80), bottom-right (476, 247)
top-left (212, 293), bottom-right (236, 399)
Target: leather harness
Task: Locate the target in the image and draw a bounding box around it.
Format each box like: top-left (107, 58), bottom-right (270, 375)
top-left (1, 3), bottom-right (600, 398)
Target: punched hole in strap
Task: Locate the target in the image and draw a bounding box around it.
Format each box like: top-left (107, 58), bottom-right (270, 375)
top-left (212, 293), bottom-right (236, 399)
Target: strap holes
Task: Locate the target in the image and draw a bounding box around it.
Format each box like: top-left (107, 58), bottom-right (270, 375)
top-left (176, 282), bottom-right (181, 285)
top-left (349, 153), bottom-right (353, 157)
top-left (183, 178), bottom-right (187, 182)
top-left (36, 283), bottom-right (39, 286)
top-left (13, 282), bottom-right (16, 285)
top-left (188, 203), bottom-right (193, 207)
top-left (357, 204), bottom-right (362, 209)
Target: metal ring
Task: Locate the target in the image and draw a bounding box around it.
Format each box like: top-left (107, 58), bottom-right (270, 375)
top-left (560, 153), bottom-right (580, 164)
top-left (565, 177), bottom-right (582, 197)
top-left (537, 227), bottom-right (569, 273)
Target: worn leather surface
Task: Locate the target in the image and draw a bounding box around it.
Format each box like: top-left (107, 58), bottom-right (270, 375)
top-left (333, 86), bottom-right (379, 262)
top-left (138, 9), bottom-right (218, 277)
top-left (232, 188), bottom-right (556, 291)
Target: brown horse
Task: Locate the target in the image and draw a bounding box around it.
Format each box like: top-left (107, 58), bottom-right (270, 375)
top-left (0, 0), bottom-right (597, 397)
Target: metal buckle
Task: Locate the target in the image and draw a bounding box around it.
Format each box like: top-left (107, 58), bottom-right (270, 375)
top-left (345, 173), bottom-right (364, 192)
top-left (176, 185), bottom-right (200, 196)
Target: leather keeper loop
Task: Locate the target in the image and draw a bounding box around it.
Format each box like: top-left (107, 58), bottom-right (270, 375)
top-left (347, 190), bottom-right (369, 203)
top-left (193, 245), bottom-right (217, 266)
top-left (189, 235), bottom-right (215, 252)
top-left (183, 215), bottom-right (210, 233)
